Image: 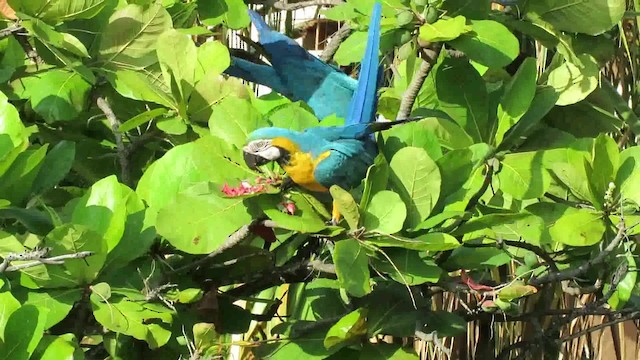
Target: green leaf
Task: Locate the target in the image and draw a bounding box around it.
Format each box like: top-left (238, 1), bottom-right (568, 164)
top-left (498, 86), bottom-right (559, 151)
top-left (526, 0), bottom-right (625, 36)
top-left (98, 3), bottom-right (172, 69)
top-left (196, 41), bottom-right (231, 82)
top-left (12, 288), bottom-right (82, 330)
top-left (586, 134), bottom-right (619, 210)
top-left (390, 147), bottom-right (441, 229)
top-left (448, 20), bottom-right (519, 68)
top-left (0, 145), bottom-right (47, 205)
top-left (32, 334), bottom-right (83, 360)
top-left (104, 69), bottom-right (175, 108)
top-left (435, 57), bottom-right (489, 142)
top-left (497, 281), bottom-right (538, 301)
top-left (198, 0), bottom-right (250, 29)
top-left (157, 29), bottom-right (198, 103)
top-left (366, 232), bottom-right (460, 251)
top-left (268, 102), bottom-right (319, 130)
top-left (259, 193), bottom-right (328, 233)
top-left (333, 239), bottom-right (371, 297)
top-left (324, 308), bottom-right (368, 350)
top-left (31, 140), bottom-right (75, 196)
top-left (0, 305), bottom-right (48, 360)
top-left (498, 151), bottom-right (550, 200)
top-left (419, 16), bottom-right (468, 42)
top-left (156, 184), bottom-right (254, 254)
top-left (548, 210), bottom-right (605, 246)
top-left (495, 57), bottom-right (538, 144)
top-left (360, 154), bottom-right (389, 209)
top-left (373, 248), bottom-right (442, 285)
top-left (362, 191), bottom-right (406, 234)
top-left (616, 147), bottom-right (640, 207)
top-left (547, 54), bottom-right (599, 106)
top-left (119, 108), bottom-right (168, 132)
top-left (71, 175), bottom-right (129, 251)
top-left (435, 148), bottom-right (474, 202)
top-left (330, 185), bottom-right (360, 230)
top-left (209, 97), bottom-right (268, 148)
top-left (10, 0), bottom-right (109, 22)
top-left (382, 121), bottom-right (443, 161)
top-left (91, 296), bottom-right (172, 349)
top-left (15, 69), bottom-right (91, 122)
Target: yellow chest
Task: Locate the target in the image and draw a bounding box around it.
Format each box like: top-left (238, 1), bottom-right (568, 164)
top-left (282, 151), bottom-right (330, 192)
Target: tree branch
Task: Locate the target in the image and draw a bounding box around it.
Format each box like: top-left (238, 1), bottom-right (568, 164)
top-left (96, 97), bottom-right (130, 186)
top-left (396, 44), bottom-right (442, 119)
top-left (320, 23), bottom-right (351, 63)
top-left (0, 247), bottom-right (94, 272)
top-left (529, 222), bottom-right (627, 286)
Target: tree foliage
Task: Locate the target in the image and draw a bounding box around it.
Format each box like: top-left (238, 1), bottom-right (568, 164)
top-left (0, 0), bottom-right (637, 359)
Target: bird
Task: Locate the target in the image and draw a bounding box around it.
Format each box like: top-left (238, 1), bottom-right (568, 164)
top-left (224, 7), bottom-right (358, 120)
top-left (242, 2), bottom-right (427, 225)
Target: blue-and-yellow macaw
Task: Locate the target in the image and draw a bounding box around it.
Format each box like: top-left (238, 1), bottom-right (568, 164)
top-left (225, 8), bottom-right (358, 120)
top-left (242, 2), bottom-right (419, 223)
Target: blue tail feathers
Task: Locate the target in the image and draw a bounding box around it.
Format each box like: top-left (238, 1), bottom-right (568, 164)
top-left (344, 2), bottom-right (382, 126)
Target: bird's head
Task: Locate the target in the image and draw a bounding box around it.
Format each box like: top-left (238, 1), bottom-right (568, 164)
top-left (243, 128), bottom-right (300, 171)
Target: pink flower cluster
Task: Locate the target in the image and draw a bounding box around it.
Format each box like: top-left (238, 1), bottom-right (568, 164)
top-left (220, 177), bottom-right (279, 197)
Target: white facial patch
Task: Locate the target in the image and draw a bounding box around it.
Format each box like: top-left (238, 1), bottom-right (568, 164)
top-left (243, 139), bottom-right (282, 161)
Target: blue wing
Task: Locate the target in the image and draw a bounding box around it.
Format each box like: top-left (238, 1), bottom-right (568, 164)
top-left (224, 10), bottom-right (358, 120)
top-left (344, 2), bottom-right (382, 127)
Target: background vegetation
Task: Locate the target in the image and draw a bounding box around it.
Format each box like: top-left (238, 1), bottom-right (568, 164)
top-left (0, 0), bottom-right (638, 359)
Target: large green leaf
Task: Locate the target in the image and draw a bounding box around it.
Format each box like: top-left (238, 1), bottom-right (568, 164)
top-left (32, 334), bottom-right (84, 360)
top-left (362, 190), bottom-right (406, 234)
top-left (324, 308), bottom-right (367, 351)
top-left (586, 134), bottom-right (619, 210)
top-left (389, 147), bottom-right (441, 229)
top-left (209, 97), bottom-right (268, 148)
top-left (12, 288), bottom-right (82, 330)
top-left (9, 0), bottom-right (109, 22)
top-left (91, 295), bottom-right (172, 349)
top-left (526, 0), bottom-right (625, 36)
top-left (616, 147), bottom-right (640, 207)
top-left (419, 16), bottom-right (469, 42)
top-left (98, 3), bottom-right (172, 69)
top-left (547, 54), bottom-right (599, 106)
top-left (435, 57), bottom-right (489, 142)
top-left (495, 57), bottom-right (538, 144)
top-left (333, 239), bottom-right (371, 297)
top-left (498, 151), bottom-right (550, 200)
top-left (0, 305), bottom-right (48, 360)
top-left (13, 69), bottom-right (91, 122)
top-left (156, 183), bottom-right (254, 254)
top-left (448, 20), bottom-right (519, 68)
top-left (71, 175), bottom-right (129, 251)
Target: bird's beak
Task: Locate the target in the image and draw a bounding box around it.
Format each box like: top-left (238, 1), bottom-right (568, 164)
top-left (243, 151), bottom-right (270, 171)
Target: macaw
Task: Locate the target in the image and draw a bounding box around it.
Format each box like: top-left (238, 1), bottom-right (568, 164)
top-left (242, 2), bottom-right (424, 224)
top-left (224, 8), bottom-right (358, 120)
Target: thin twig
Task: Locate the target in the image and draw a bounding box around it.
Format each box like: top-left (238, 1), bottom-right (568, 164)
top-left (0, 249), bottom-right (94, 272)
top-left (396, 44), bottom-right (442, 119)
top-left (172, 219), bottom-right (278, 274)
top-left (96, 97), bottom-right (130, 186)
